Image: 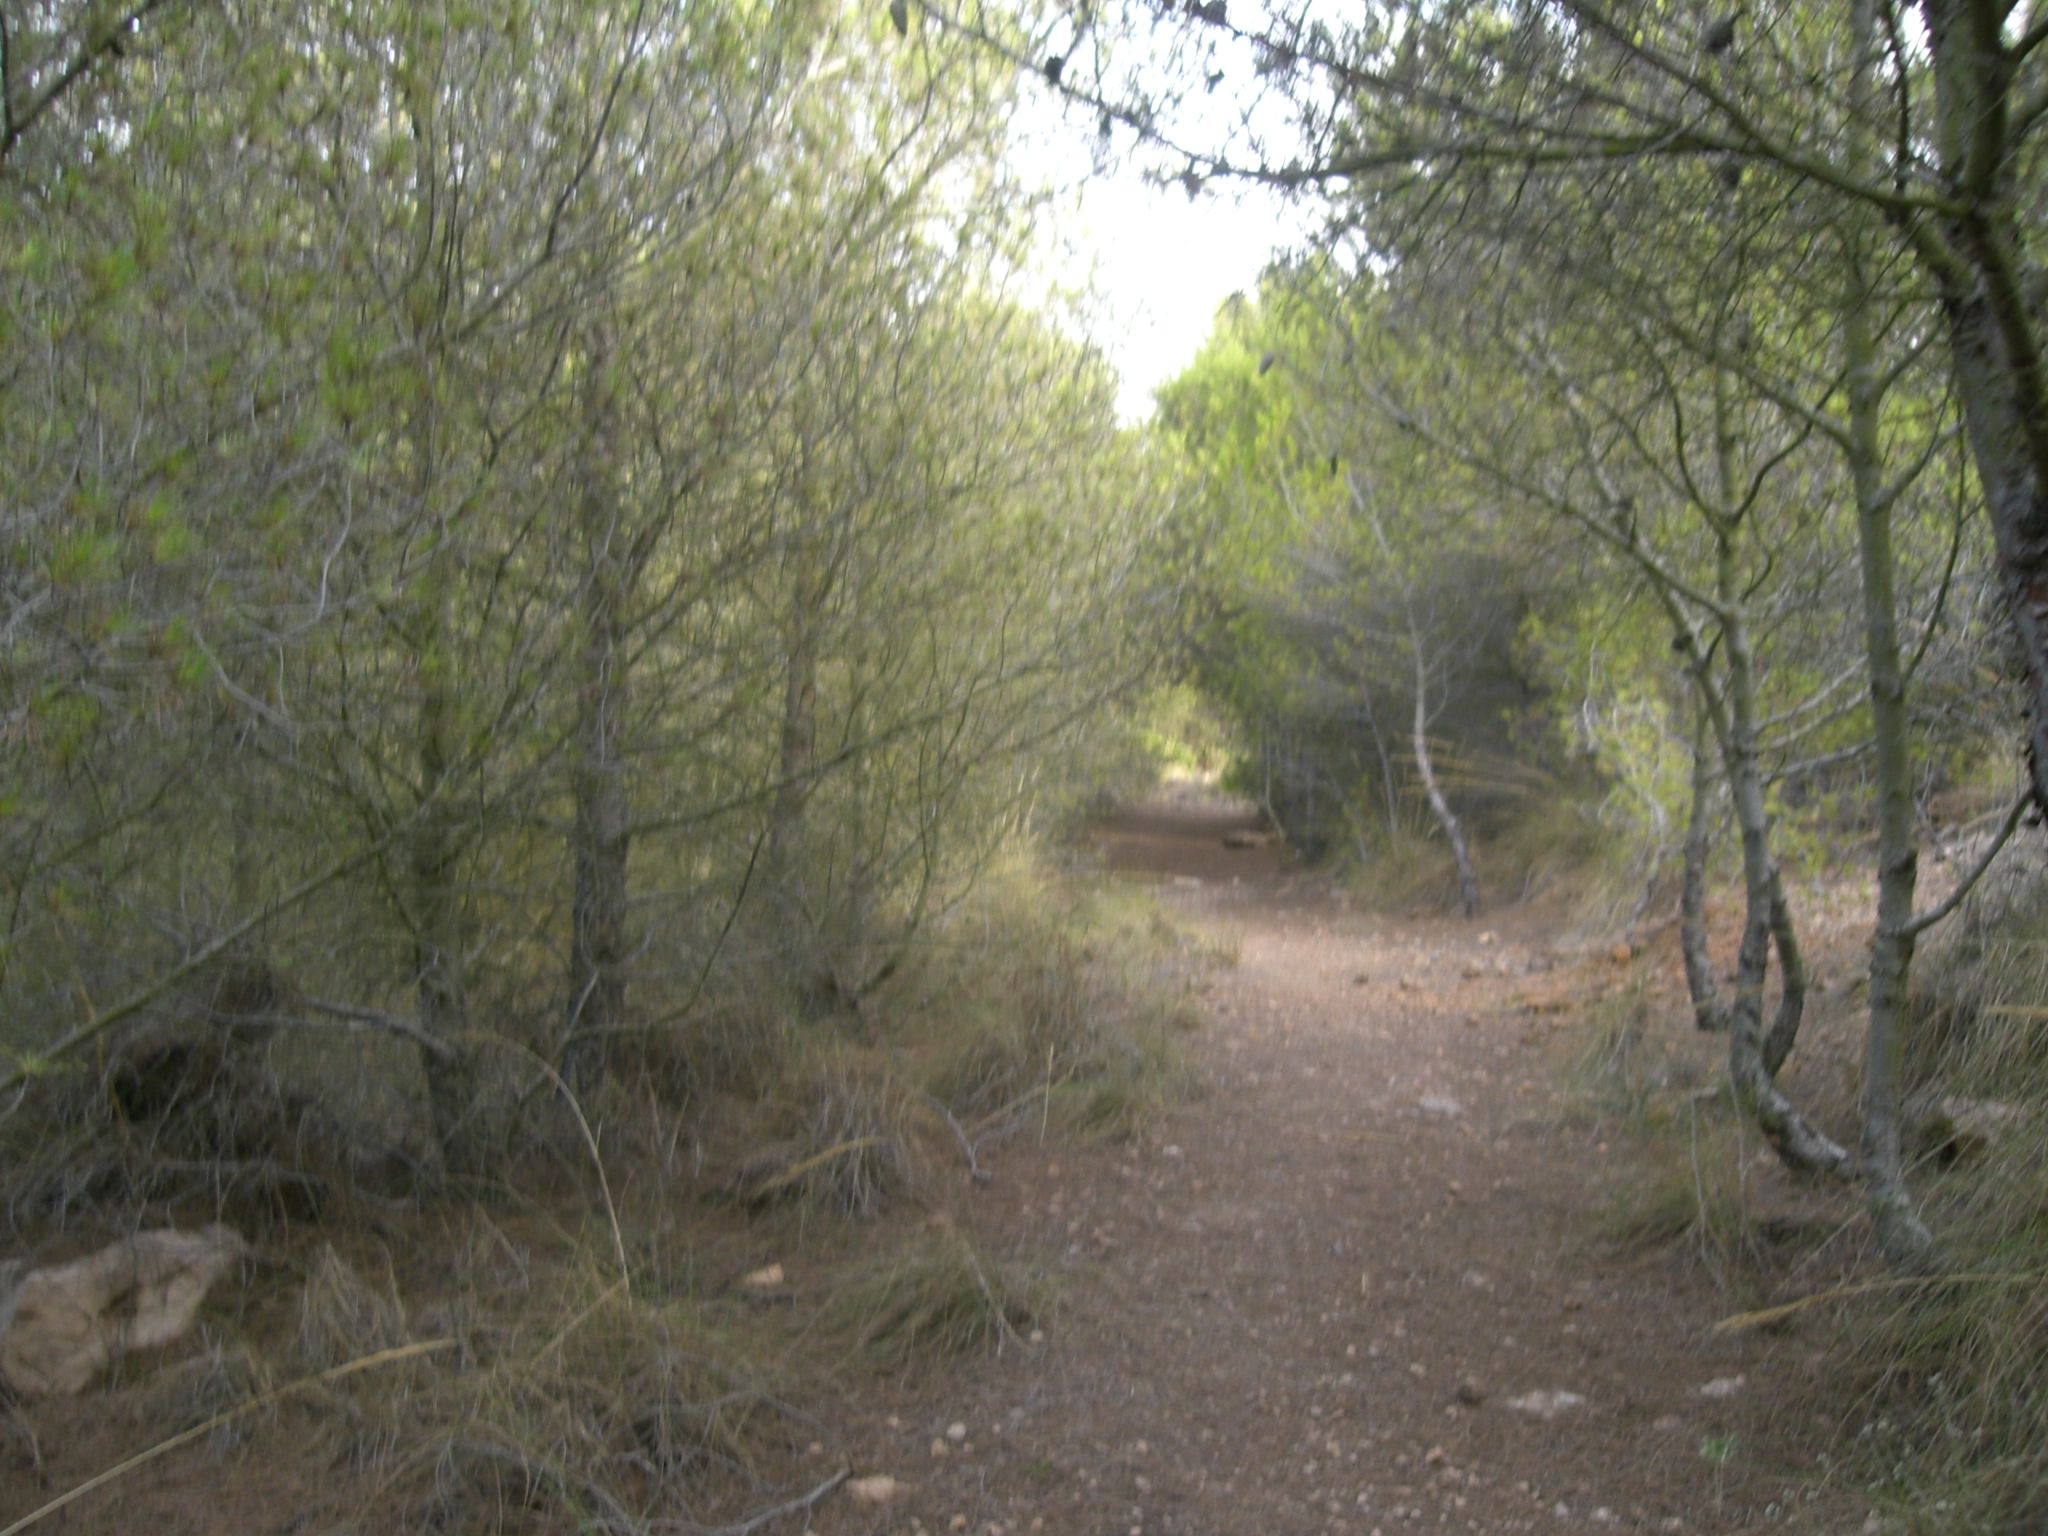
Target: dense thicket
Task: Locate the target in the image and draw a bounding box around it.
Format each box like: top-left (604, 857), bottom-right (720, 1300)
top-left (1, 0), bottom-right (1160, 1182)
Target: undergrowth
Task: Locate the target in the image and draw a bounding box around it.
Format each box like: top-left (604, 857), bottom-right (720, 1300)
top-left (1559, 978), bottom-right (1790, 1293)
top-left (1339, 794), bottom-right (1621, 919)
top-left (0, 845), bottom-right (1206, 1531)
top-left (1848, 852), bottom-right (2048, 1533)
top-left (829, 1219), bottom-right (1042, 1368)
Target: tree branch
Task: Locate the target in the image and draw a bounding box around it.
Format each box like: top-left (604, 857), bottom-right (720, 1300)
top-left (1898, 792), bottom-right (2030, 940)
top-left (0, 0), bottom-right (183, 170)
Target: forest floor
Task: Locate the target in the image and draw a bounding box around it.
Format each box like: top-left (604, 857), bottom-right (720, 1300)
top-left (0, 787), bottom-right (1888, 1536)
top-left (808, 787), bottom-right (1876, 1536)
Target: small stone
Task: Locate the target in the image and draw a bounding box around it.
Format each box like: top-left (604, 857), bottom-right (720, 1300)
top-left (947, 1421), bottom-right (969, 1442)
top-left (1505, 1389), bottom-right (1586, 1419)
top-left (1455, 1379), bottom-right (1485, 1406)
top-left (1419, 1094), bottom-right (1464, 1118)
top-left (1697, 1375), bottom-right (1745, 1399)
top-left (951, 1516), bottom-right (969, 1533)
top-left (1424, 1446), bottom-right (1447, 1467)
top-left (844, 1474), bottom-right (906, 1506)
top-left (931, 1438), bottom-right (949, 1458)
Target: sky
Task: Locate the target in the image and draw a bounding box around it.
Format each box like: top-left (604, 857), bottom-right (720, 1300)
top-left (1069, 168), bottom-right (1309, 421)
top-left (1009, 79), bottom-right (1317, 422)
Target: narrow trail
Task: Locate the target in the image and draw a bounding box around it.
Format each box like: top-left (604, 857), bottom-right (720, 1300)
top-left (819, 789), bottom-right (1863, 1536)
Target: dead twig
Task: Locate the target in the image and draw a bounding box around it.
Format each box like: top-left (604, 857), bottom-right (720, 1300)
top-left (1, 1338), bottom-right (455, 1536)
top-left (700, 1466), bottom-right (851, 1536)
top-left (742, 1137), bottom-right (885, 1202)
top-left (922, 1093), bottom-right (992, 1185)
top-left (1711, 1271), bottom-right (2045, 1334)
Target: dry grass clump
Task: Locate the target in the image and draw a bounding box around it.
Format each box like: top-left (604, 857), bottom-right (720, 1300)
top-left (775, 1041), bottom-right (917, 1217)
top-left (1338, 786), bottom-right (1613, 918)
top-left (1847, 1157), bottom-right (2048, 1532)
top-left (1560, 976), bottom-right (1719, 1131)
top-left (341, 1242), bottom-right (805, 1535)
top-left (1593, 1113), bottom-right (1759, 1283)
top-left (907, 858), bottom-right (1200, 1147)
top-left (830, 1220), bottom-right (1041, 1368)
top-left (1560, 982), bottom-right (1791, 1287)
top-left (297, 1242), bottom-right (408, 1370)
top-left (1842, 863), bottom-right (2048, 1533)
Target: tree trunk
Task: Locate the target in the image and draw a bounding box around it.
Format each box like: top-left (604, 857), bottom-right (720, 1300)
top-left (412, 534), bottom-right (477, 1166)
top-left (1760, 871), bottom-right (1808, 1078)
top-left (1680, 709), bottom-right (1728, 1033)
top-left (563, 314), bottom-right (631, 1094)
top-left (1922, 0), bottom-right (2048, 818)
top-left (768, 573), bottom-right (820, 885)
top-left (1358, 686), bottom-right (1401, 836)
top-left (1945, 289), bottom-right (2048, 814)
top-left (1412, 643), bottom-right (1479, 917)
top-left (1848, 1), bottom-right (1937, 1268)
top-left (1721, 615), bottom-right (1851, 1174)
top-left (769, 611), bottom-right (817, 913)
top-left (767, 582), bottom-right (847, 1015)
top-left (397, 56), bottom-right (474, 1171)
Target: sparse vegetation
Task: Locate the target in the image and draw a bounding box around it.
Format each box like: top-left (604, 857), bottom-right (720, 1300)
top-left (10, 0), bottom-right (2048, 1524)
top-left (1838, 850), bottom-right (2048, 1532)
top-left (829, 1220), bottom-right (1043, 1368)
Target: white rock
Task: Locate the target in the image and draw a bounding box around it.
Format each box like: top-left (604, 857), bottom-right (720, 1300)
top-left (1419, 1094), bottom-right (1465, 1118)
top-left (0, 1224), bottom-right (249, 1399)
top-left (1697, 1375), bottom-right (1745, 1399)
top-left (844, 1474), bottom-right (907, 1506)
top-left (1504, 1390), bottom-right (1586, 1419)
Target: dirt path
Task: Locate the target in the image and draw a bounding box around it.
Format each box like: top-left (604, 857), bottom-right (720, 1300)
top-left (822, 791), bottom-right (1859, 1536)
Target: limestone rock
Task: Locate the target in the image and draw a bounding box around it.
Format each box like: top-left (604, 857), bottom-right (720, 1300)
top-left (0, 1225), bottom-right (250, 1398)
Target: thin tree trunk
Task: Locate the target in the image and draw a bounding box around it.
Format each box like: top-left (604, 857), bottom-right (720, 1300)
top-left (768, 582), bottom-right (846, 1014)
top-left (412, 531), bottom-right (476, 1165)
top-left (399, 60), bottom-right (474, 1170)
top-left (1694, 354), bottom-right (1845, 1170)
top-left (1720, 614), bottom-right (1850, 1173)
top-left (563, 314), bottom-right (631, 1094)
top-left (1358, 686), bottom-right (1401, 836)
top-left (1412, 641), bottom-right (1479, 917)
top-left (1848, 0), bottom-right (1937, 1268)
top-left (1761, 871), bottom-right (1809, 1077)
top-left (1680, 708), bottom-right (1728, 1033)
top-left (768, 573), bottom-right (820, 880)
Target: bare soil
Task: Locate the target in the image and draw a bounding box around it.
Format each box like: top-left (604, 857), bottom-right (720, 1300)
top-left (0, 789), bottom-right (1877, 1535)
top-left (809, 789), bottom-right (1868, 1536)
